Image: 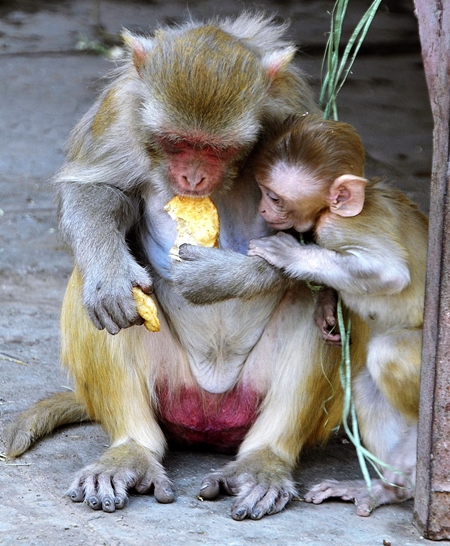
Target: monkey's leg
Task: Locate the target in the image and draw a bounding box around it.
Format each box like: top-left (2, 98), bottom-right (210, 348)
top-left (61, 269), bottom-right (173, 512)
top-left (304, 366), bottom-right (416, 516)
top-left (5, 391), bottom-right (88, 457)
top-left (367, 328), bottom-right (422, 421)
top-left (199, 286), bottom-right (365, 520)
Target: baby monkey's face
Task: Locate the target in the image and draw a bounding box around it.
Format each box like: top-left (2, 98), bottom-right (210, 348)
top-left (255, 162), bottom-right (326, 233)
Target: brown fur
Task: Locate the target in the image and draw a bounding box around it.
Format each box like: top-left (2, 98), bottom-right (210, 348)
top-left (248, 114), bottom-right (428, 514)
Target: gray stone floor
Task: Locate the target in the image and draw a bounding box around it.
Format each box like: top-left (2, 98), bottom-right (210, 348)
top-left (0, 1), bottom-right (434, 544)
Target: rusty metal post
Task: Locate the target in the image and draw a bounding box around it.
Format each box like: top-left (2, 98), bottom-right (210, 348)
top-left (413, 0), bottom-right (450, 540)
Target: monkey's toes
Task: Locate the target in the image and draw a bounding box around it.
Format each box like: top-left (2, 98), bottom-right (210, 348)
top-left (135, 474), bottom-right (175, 504)
top-left (231, 483), bottom-right (295, 521)
top-left (67, 471), bottom-right (129, 513)
top-left (198, 476), bottom-right (222, 500)
top-left (66, 449), bottom-right (176, 512)
top-left (199, 462), bottom-right (296, 520)
top-left (304, 478), bottom-right (378, 516)
top-left (154, 482), bottom-right (175, 504)
top-left (304, 479), bottom-right (341, 504)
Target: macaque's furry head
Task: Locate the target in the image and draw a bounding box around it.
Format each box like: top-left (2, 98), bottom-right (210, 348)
top-left (122, 13), bottom-right (309, 147)
top-left (252, 114), bottom-right (366, 186)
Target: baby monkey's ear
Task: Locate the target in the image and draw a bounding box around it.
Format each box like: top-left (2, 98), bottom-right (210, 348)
top-left (328, 174), bottom-right (367, 217)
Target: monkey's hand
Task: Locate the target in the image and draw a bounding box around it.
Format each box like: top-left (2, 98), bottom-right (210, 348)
top-left (314, 286), bottom-right (342, 346)
top-left (171, 244), bottom-right (287, 304)
top-left (81, 259), bottom-right (153, 335)
top-left (248, 232), bottom-right (301, 270)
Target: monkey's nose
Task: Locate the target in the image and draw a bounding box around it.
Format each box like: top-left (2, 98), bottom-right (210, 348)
top-left (182, 174), bottom-right (206, 190)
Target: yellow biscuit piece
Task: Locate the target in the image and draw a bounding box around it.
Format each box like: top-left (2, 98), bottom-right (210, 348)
top-left (132, 287), bottom-right (160, 332)
top-left (164, 195), bottom-right (220, 258)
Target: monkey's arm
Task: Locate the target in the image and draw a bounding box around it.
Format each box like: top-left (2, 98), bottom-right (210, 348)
top-left (248, 232), bottom-right (411, 296)
top-left (56, 182), bottom-right (152, 334)
top-left (171, 244), bottom-right (289, 304)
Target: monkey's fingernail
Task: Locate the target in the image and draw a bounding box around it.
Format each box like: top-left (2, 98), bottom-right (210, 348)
top-left (87, 496), bottom-right (101, 510)
top-left (234, 508), bottom-right (248, 519)
top-left (69, 490), bottom-right (83, 502)
top-left (103, 497), bottom-right (116, 512)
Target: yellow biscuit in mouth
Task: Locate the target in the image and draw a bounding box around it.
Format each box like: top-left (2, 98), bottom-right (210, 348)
top-left (164, 195), bottom-right (220, 259)
top-left (132, 287), bottom-right (160, 332)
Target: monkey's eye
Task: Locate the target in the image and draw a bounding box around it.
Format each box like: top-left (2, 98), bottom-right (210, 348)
top-left (160, 141), bottom-right (185, 154)
top-left (153, 136), bottom-right (188, 155)
top-left (267, 191), bottom-right (280, 203)
top-left (213, 146), bottom-right (244, 161)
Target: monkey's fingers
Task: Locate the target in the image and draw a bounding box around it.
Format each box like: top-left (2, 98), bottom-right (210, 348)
top-left (132, 287), bottom-right (160, 332)
top-left (135, 473), bottom-right (175, 504)
top-left (177, 243), bottom-right (205, 261)
top-left (314, 315), bottom-right (341, 345)
top-left (98, 301), bottom-right (139, 335)
top-left (324, 332), bottom-right (342, 346)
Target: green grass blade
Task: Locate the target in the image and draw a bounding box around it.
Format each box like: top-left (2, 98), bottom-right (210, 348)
top-left (321, 0), bottom-right (382, 120)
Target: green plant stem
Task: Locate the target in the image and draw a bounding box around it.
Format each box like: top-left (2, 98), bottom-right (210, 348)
top-left (321, 0), bottom-right (383, 120)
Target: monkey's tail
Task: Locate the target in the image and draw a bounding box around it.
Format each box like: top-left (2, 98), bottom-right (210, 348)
top-left (4, 391), bottom-right (89, 458)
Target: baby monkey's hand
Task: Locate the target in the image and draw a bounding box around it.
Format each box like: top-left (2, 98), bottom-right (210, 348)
top-left (248, 232), bottom-right (300, 269)
top-left (313, 287), bottom-right (342, 346)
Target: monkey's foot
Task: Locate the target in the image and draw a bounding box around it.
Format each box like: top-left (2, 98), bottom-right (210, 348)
top-left (198, 449), bottom-right (297, 520)
top-left (67, 441), bottom-right (174, 512)
top-left (304, 478), bottom-right (413, 516)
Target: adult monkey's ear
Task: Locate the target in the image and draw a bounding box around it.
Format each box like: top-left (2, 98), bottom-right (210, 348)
top-left (121, 29), bottom-right (154, 76)
top-left (329, 174), bottom-right (367, 217)
top-left (261, 46), bottom-right (297, 79)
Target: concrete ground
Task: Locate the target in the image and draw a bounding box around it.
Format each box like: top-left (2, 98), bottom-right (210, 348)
top-left (0, 1), bottom-right (434, 544)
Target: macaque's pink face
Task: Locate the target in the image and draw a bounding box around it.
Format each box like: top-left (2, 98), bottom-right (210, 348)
top-left (157, 137), bottom-right (245, 196)
top-left (256, 163), bottom-right (325, 233)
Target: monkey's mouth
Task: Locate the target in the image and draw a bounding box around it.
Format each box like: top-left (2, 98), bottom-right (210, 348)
top-left (267, 221), bottom-right (292, 230)
top-left (177, 188), bottom-right (212, 198)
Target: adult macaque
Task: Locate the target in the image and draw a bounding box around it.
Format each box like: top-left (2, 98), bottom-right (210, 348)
top-left (247, 114), bottom-right (428, 515)
top-left (5, 14), bottom-right (368, 520)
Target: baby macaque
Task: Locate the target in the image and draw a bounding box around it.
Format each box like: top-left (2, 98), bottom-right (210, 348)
top-left (248, 114), bottom-right (428, 515)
